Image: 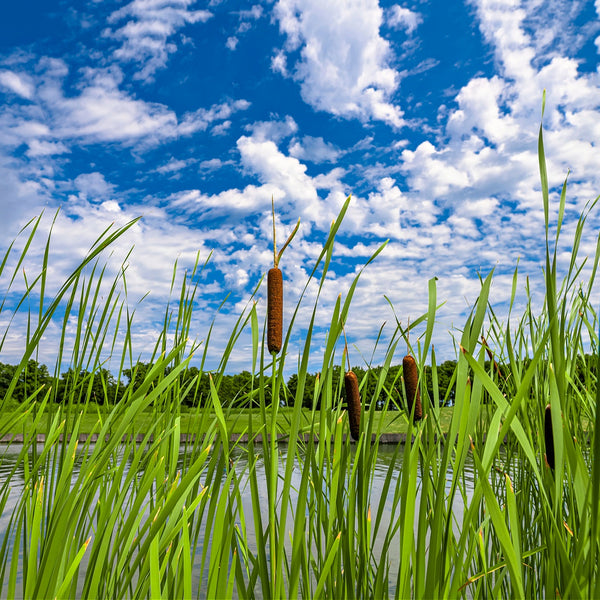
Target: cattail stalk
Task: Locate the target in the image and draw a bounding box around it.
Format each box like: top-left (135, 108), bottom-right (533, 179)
top-left (267, 197), bottom-right (300, 355)
top-left (267, 267), bottom-right (283, 354)
top-left (481, 335), bottom-right (502, 379)
top-left (343, 326), bottom-right (361, 440)
top-left (345, 370), bottom-right (361, 440)
top-left (544, 403), bottom-right (555, 470)
top-left (403, 354), bottom-right (422, 421)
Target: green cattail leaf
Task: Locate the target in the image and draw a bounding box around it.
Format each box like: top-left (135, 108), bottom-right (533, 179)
top-left (314, 532), bottom-right (341, 599)
top-left (422, 276), bottom-right (438, 359)
top-left (149, 535), bottom-right (162, 600)
top-left (555, 174), bottom-right (568, 246)
top-left (539, 122), bottom-right (550, 232)
top-left (54, 538), bottom-right (91, 600)
top-left (250, 301), bottom-right (259, 373)
top-left (471, 449), bottom-right (525, 597)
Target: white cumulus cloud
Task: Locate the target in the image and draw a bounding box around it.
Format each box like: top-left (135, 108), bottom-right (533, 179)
top-left (387, 5), bottom-right (422, 34)
top-left (273, 0), bottom-right (404, 127)
top-left (288, 136), bottom-right (341, 163)
top-left (237, 135), bottom-right (319, 208)
top-left (0, 70), bottom-right (34, 99)
top-left (73, 172), bottom-right (115, 201)
top-left (107, 0), bottom-right (213, 79)
top-left (3, 61), bottom-right (250, 150)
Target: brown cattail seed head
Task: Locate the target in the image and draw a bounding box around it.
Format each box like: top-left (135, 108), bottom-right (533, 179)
top-left (345, 370), bottom-right (361, 440)
top-left (544, 403), bottom-right (555, 470)
top-left (403, 355), bottom-right (422, 421)
top-left (267, 267), bottom-right (283, 354)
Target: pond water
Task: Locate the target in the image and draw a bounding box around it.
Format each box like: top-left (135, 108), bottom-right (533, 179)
top-left (0, 442), bottom-right (478, 598)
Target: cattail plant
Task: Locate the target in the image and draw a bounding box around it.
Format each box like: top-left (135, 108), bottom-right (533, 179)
top-left (481, 335), bottom-right (502, 379)
top-left (342, 327), bottom-right (361, 440)
top-left (345, 370), bottom-right (361, 440)
top-left (267, 267), bottom-right (283, 354)
top-left (544, 403), bottom-right (555, 470)
top-left (403, 354), bottom-right (422, 421)
top-left (267, 198), bottom-right (300, 355)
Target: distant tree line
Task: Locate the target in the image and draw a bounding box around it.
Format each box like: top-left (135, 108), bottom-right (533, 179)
top-left (2, 354), bottom-right (596, 410)
top-left (1, 358), bottom-right (457, 409)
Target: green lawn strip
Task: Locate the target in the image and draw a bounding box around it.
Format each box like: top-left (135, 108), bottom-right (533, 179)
top-left (0, 407), bottom-right (455, 438)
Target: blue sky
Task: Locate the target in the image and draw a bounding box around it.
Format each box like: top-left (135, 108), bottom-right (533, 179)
top-left (1, 0), bottom-right (600, 374)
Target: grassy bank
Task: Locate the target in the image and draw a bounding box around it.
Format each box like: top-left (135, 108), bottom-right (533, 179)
top-left (0, 406), bottom-right (455, 438)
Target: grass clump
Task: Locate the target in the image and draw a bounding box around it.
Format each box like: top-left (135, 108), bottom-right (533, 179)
top-left (0, 106), bottom-right (600, 598)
